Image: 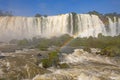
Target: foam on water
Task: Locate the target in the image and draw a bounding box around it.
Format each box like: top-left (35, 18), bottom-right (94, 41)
top-left (33, 49), bottom-right (120, 80)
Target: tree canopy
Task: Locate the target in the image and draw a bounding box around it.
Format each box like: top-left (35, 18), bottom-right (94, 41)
top-left (0, 10), bottom-right (13, 16)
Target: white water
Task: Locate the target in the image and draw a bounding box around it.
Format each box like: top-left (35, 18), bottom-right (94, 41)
top-left (33, 49), bottom-right (120, 80)
top-left (0, 13), bottom-right (120, 41)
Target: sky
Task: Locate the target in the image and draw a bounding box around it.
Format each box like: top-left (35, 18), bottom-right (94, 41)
top-left (0, 0), bottom-right (120, 16)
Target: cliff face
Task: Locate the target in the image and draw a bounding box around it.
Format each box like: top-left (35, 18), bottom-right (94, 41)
top-left (0, 13), bottom-right (120, 41)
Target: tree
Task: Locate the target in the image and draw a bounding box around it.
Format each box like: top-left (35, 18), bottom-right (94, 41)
top-left (43, 15), bottom-right (48, 17)
top-left (0, 10), bottom-right (13, 16)
top-left (88, 11), bottom-right (102, 16)
top-left (35, 13), bottom-right (42, 17)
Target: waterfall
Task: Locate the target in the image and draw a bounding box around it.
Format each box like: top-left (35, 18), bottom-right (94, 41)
top-left (75, 14), bottom-right (107, 37)
top-left (0, 13), bottom-right (120, 41)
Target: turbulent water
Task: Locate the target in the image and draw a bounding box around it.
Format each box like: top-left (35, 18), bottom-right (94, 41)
top-left (0, 13), bottom-right (120, 41)
top-left (33, 49), bottom-right (120, 80)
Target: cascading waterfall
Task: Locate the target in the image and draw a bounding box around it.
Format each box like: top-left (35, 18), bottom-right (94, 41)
top-left (0, 13), bottom-right (120, 41)
top-left (75, 14), bottom-right (107, 37)
top-left (107, 17), bottom-right (117, 36)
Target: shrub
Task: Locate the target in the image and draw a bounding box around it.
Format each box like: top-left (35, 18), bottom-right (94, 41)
top-left (41, 58), bottom-right (52, 68)
top-left (41, 51), bottom-right (60, 68)
top-left (100, 46), bottom-right (120, 57)
top-left (48, 51), bottom-right (59, 67)
top-left (18, 39), bottom-right (29, 46)
top-left (68, 34), bottom-right (120, 49)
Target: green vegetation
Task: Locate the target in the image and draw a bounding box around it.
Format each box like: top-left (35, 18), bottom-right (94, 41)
top-left (0, 10), bottom-right (13, 16)
top-left (88, 10), bottom-right (120, 18)
top-left (9, 34), bottom-right (73, 51)
top-left (68, 34), bottom-right (120, 57)
top-left (87, 11), bottom-right (120, 25)
top-left (36, 34), bottom-right (73, 50)
top-left (41, 51), bottom-right (59, 68)
top-left (9, 33), bottom-right (120, 57)
top-left (36, 38), bottom-right (50, 51)
top-left (41, 51), bottom-right (70, 68)
top-left (88, 11), bottom-right (109, 25)
top-left (41, 58), bottom-right (52, 68)
top-left (35, 13), bottom-right (47, 17)
top-left (18, 39), bottom-right (29, 46)
top-left (105, 12), bottom-right (120, 21)
top-left (35, 13), bottom-right (42, 17)
top-left (98, 46), bottom-right (120, 57)
top-left (88, 11), bottom-right (103, 16)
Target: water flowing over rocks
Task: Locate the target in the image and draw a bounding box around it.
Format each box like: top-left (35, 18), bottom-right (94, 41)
top-left (33, 49), bottom-right (120, 80)
top-left (0, 13), bottom-right (120, 41)
top-left (0, 48), bottom-right (51, 80)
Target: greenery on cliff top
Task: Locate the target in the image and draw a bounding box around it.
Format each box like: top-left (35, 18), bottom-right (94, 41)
top-left (88, 11), bottom-right (120, 25)
top-left (0, 10), bottom-right (13, 16)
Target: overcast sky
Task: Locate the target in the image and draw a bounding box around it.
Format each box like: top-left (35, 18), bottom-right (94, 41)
top-left (0, 0), bottom-right (120, 16)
